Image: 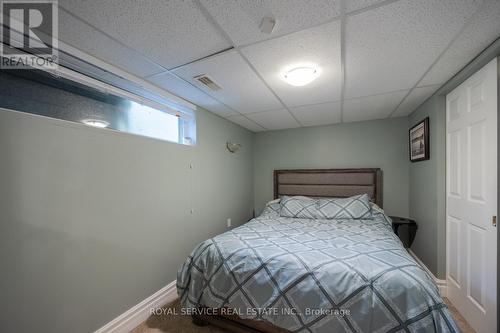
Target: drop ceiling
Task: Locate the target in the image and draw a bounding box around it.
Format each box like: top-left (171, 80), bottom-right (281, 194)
top-left (59, 0), bottom-right (500, 132)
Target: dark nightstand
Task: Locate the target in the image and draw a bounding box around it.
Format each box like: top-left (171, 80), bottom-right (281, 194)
top-left (390, 216), bottom-right (418, 248)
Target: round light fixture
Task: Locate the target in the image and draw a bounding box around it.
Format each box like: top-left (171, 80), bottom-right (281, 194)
top-left (82, 119), bottom-right (110, 128)
top-left (283, 66), bottom-right (320, 86)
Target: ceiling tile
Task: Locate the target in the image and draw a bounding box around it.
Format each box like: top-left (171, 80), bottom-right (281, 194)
top-left (343, 90), bottom-right (408, 123)
top-left (199, 0), bottom-right (340, 46)
top-left (345, 0), bottom-right (479, 99)
top-left (290, 102), bottom-right (341, 127)
top-left (58, 9), bottom-right (164, 77)
top-left (246, 109), bottom-right (300, 130)
top-left (59, 0), bottom-right (231, 69)
top-left (242, 21), bottom-right (341, 107)
top-left (345, 0), bottom-right (390, 13)
top-left (173, 50), bottom-right (282, 114)
top-left (226, 115), bottom-right (265, 132)
top-left (420, 0), bottom-right (500, 86)
top-left (392, 85), bottom-right (440, 117)
top-left (147, 72), bottom-right (238, 118)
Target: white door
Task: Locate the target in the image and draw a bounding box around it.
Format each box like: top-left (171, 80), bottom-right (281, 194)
top-left (446, 58), bottom-right (497, 333)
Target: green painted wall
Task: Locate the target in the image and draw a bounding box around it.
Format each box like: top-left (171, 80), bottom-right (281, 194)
top-left (408, 97), bottom-right (446, 278)
top-left (408, 39), bottom-right (500, 279)
top-left (0, 107), bottom-right (254, 333)
top-left (253, 117), bottom-right (410, 217)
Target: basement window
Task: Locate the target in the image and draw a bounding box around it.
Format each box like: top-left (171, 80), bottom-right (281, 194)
top-left (0, 54), bottom-right (196, 145)
top-left (127, 102), bottom-right (180, 143)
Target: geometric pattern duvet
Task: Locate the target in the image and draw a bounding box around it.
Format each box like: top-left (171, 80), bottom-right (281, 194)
top-left (177, 205), bottom-right (459, 333)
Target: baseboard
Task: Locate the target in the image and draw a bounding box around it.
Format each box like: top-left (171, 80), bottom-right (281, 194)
top-left (408, 249), bottom-right (447, 297)
top-left (94, 280), bottom-right (178, 333)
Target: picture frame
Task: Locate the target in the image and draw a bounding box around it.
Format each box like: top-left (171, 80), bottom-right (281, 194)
top-left (409, 117), bottom-right (429, 162)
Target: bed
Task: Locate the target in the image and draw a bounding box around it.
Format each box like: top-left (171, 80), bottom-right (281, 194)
top-left (177, 168), bottom-right (459, 333)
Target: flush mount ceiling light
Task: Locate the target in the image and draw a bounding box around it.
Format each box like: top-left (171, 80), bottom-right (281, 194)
top-left (82, 119), bottom-right (110, 128)
top-left (283, 66), bottom-right (320, 86)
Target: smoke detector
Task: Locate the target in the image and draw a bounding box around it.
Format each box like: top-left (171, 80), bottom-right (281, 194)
top-left (260, 16), bottom-right (275, 34)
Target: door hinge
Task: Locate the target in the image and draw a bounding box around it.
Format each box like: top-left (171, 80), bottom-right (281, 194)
top-left (493, 216), bottom-right (497, 227)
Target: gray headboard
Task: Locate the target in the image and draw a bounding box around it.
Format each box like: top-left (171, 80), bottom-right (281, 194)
top-left (273, 168), bottom-right (383, 207)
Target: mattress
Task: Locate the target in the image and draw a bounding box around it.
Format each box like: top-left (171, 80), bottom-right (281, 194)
top-left (177, 205), bottom-right (459, 333)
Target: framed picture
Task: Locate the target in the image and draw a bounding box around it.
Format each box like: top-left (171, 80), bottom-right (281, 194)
top-left (409, 117), bottom-right (429, 162)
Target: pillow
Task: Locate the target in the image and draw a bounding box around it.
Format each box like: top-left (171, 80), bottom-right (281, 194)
top-left (370, 202), bottom-right (384, 214)
top-left (370, 202), bottom-right (391, 224)
top-left (315, 194), bottom-right (373, 219)
top-left (279, 196), bottom-right (318, 219)
top-left (261, 198), bottom-right (281, 216)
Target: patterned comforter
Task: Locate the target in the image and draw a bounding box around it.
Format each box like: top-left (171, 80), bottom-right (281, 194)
top-left (177, 204), bottom-right (459, 333)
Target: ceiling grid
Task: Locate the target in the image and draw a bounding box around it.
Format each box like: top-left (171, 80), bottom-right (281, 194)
top-left (57, 0), bottom-right (499, 132)
top-left (192, 0), bottom-right (303, 129)
top-left (387, 2), bottom-right (487, 118)
top-left (59, 2), bottom-right (267, 131)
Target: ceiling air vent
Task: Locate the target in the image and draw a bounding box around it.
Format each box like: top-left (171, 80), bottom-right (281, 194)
top-left (193, 74), bottom-right (222, 91)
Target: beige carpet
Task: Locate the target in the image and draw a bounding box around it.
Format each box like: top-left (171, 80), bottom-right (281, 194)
top-left (443, 298), bottom-right (474, 333)
top-left (133, 298), bottom-right (474, 333)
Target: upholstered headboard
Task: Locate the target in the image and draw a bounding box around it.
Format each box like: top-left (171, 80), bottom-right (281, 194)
top-left (273, 168), bottom-right (383, 207)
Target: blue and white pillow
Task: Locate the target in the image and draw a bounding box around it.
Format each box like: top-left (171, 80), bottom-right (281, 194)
top-left (315, 194), bottom-right (373, 219)
top-left (279, 196), bottom-right (318, 219)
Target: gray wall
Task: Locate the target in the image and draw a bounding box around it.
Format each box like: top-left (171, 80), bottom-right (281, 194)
top-left (0, 107), bottom-right (254, 333)
top-left (253, 117), bottom-right (410, 217)
top-left (408, 39), bottom-right (500, 279)
top-left (408, 97), bottom-right (446, 278)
